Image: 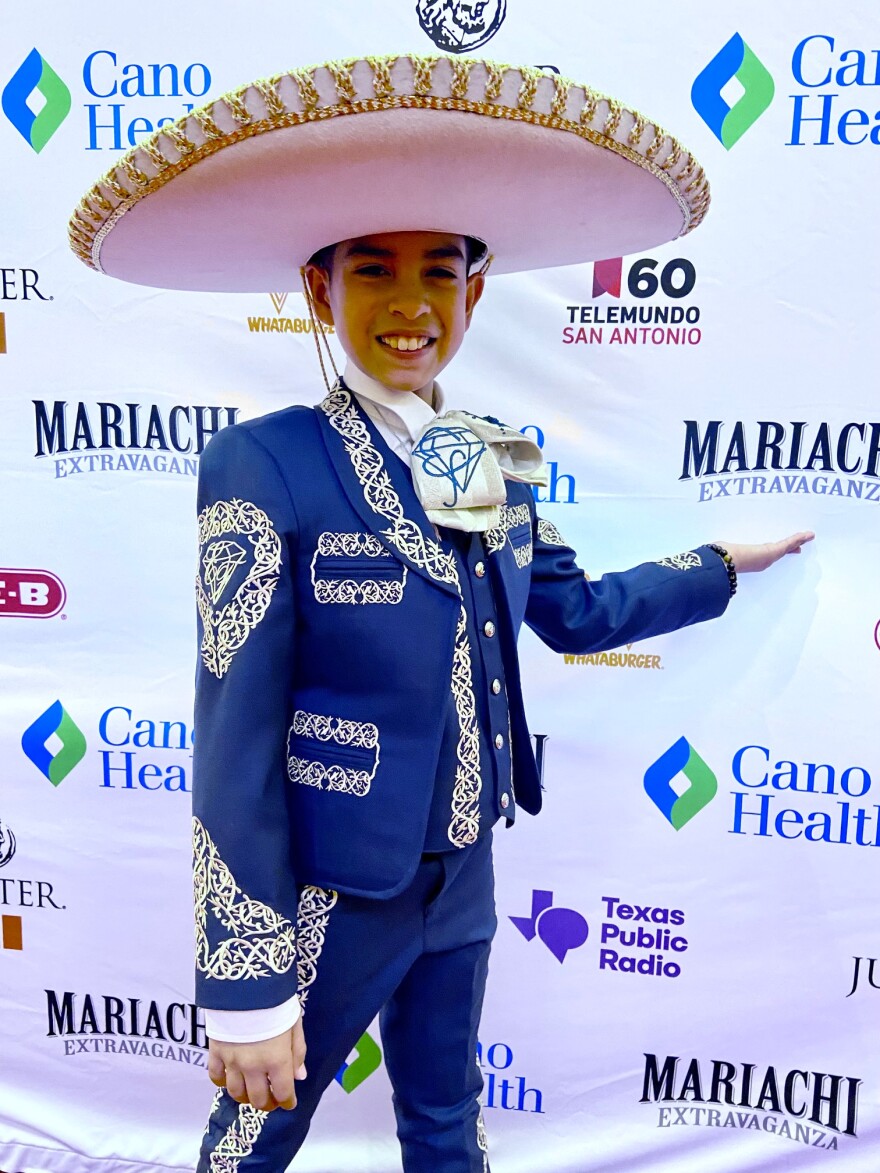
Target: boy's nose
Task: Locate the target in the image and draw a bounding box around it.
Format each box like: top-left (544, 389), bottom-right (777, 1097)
top-left (387, 291), bottom-right (431, 319)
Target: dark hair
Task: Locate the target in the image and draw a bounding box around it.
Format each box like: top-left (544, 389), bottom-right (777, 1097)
top-left (307, 235), bottom-right (488, 275)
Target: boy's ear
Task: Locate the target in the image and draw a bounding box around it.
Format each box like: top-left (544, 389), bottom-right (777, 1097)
top-left (303, 263), bottom-right (335, 327)
top-left (464, 270), bottom-right (485, 328)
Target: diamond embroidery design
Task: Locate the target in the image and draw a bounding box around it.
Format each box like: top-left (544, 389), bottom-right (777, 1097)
top-left (202, 539), bottom-right (247, 604)
top-left (412, 425), bottom-right (486, 507)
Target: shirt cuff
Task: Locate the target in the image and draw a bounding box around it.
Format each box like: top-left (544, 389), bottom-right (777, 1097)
top-left (204, 995), bottom-right (301, 1044)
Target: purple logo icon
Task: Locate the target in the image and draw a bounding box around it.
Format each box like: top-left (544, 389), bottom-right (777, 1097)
top-left (509, 889), bottom-right (589, 963)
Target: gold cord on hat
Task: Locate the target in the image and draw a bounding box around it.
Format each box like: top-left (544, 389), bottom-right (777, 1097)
top-left (300, 266), bottom-right (340, 394)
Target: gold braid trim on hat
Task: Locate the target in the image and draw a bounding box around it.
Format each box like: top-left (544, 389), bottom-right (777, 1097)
top-left (68, 55), bottom-right (710, 273)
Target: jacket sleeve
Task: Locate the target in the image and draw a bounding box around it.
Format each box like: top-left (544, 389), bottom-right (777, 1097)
top-left (524, 516), bottom-right (731, 655)
top-left (192, 424), bottom-right (300, 1012)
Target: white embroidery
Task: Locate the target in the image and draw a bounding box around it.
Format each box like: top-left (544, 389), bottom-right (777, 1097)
top-left (196, 499), bottom-right (281, 680)
top-left (512, 540), bottom-right (533, 569)
top-left (656, 551), bottom-right (702, 571)
top-left (321, 385), bottom-right (482, 847)
top-left (311, 530), bottom-right (407, 605)
top-left (209, 1103), bottom-right (268, 1172)
top-left (537, 517), bottom-right (567, 547)
top-left (477, 1109), bottom-right (489, 1172)
top-left (287, 709), bottom-right (380, 797)
top-left (296, 885), bottom-right (338, 1009)
top-left (192, 817), bottom-right (296, 981)
top-left (485, 502), bottom-right (532, 555)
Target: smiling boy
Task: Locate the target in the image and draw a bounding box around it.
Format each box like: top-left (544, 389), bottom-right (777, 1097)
top-left (68, 56), bottom-right (812, 1172)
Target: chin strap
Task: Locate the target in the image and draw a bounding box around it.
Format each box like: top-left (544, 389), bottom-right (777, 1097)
top-left (300, 266), bottom-right (340, 395)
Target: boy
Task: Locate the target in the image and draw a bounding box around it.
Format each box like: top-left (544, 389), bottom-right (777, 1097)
top-left (68, 56), bottom-right (812, 1172)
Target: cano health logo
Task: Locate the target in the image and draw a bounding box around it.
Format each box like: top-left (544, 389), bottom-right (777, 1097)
top-left (21, 701), bottom-right (87, 786)
top-left (335, 1031), bottom-right (382, 1093)
top-left (691, 34), bottom-right (774, 149)
top-left (2, 49), bottom-right (71, 152)
top-left (644, 737), bottom-right (717, 829)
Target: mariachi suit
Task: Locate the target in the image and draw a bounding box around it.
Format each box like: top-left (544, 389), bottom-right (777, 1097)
top-left (193, 379), bottom-right (731, 1171)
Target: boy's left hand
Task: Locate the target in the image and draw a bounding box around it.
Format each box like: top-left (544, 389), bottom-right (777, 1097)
top-left (716, 531), bottom-right (815, 574)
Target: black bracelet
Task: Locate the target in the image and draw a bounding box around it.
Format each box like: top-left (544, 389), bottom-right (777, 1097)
top-left (707, 543), bottom-right (738, 597)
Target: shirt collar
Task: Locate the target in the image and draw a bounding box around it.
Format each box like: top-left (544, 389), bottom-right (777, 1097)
top-left (343, 360), bottom-right (445, 443)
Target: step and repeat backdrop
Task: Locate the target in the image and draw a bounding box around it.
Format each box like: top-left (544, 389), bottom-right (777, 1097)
top-left (1, 1), bottom-right (878, 1170)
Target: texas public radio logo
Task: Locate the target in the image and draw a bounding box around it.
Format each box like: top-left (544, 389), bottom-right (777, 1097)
top-left (641, 1053), bottom-right (860, 1152)
top-left (416, 0), bottom-right (506, 54)
top-left (1, 819), bottom-right (67, 953)
top-left (693, 32), bottom-right (880, 149)
top-left (510, 890), bottom-right (688, 981)
top-left (22, 702), bottom-right (193, 794)
top-left (2, 47), bottom-right (211, 153)
top-left (0, 569), bottom-right (66, 619)
top-left (33, 399), bottom-right (239, 479)
top-left (563, 255), bottom-right (702, 349)
top-left (680, 419), bottom-right (880, 506)
top-left (46, 989), bottom-right (208, 1068)
top-left (246, 292), bottom-right (335, 337)
top-left (647, 737), bottom-right (880, 849)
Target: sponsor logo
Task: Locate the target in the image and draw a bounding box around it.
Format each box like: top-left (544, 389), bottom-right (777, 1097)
top-left (477, 1040), bottom-right (544, 1114)
top-left (564, 256), bottom-right (701, 348)
top-left (416, 0), bottom-right (507, 54)
top-left (0, 821), bottom-right (67, 952)
top-left (563, 643), bottom-right (663, 671)
top-left (2, 915), bottom-right (23, 950)
top-left (335, 1031), bottom-right (382, 1092)
top-left (2, 49), bottom-right (71, 152)
top-left (0, 311), bottom-right (6, 354)
top-left (692, 34), bottom-right (775, 149)
top-left (644, 737), bottom-right (718, 830)
top-left (46, 989), bottom-right (207, 1067)
top-left (788, 35), bottom-right (880, 147)
top-left (518, 426), bottom-right (577, 505)
top-left (847, 957), bottom-right (880, 998)
top-left (1, 268), bottom-right (51, 301)
top-left (22, 701), bottom-right (87, 786)
top-left (509, 890), bottom-right (589, 963)
top-left (0, 569), bottom-right (66, 618)
top-left (246, 292), bottom-right (335, 336)
top-left (33, 400), bottom-right (239, 479)
top-left (680, 420), bottom-right (880, 505)
top-left (641, 1053), bottom-right (860, 1150)
top-left (875, 620), bottom-right (880, 652)
top-left (0, 819), bottom-right (16, 867)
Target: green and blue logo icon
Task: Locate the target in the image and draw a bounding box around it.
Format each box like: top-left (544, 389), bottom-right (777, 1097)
top-left (335, 1030), bottom-right (382, 1093)
top-left (644, 737), bottom-right (717, 830)
top-left (21, 701), bottom-right (86, 786)
top-left (2, 49), bottom-right (71, 152)
top-left (691, 33), bottom-right (775, 149)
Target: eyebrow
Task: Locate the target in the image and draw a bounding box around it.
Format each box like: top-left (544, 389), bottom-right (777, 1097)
top-left (342, 243), bottom-right (466, 262)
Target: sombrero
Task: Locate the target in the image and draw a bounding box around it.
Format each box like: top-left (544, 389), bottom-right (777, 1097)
top-left (68, 54), bottom-right (709, 292)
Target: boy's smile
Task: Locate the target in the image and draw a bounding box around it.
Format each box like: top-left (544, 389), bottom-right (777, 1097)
top-left (305, 230), bottom-right (485, 393)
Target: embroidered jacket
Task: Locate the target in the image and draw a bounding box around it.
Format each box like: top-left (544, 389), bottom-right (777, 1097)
top-left (192, 383), bottom-right (730, 1011)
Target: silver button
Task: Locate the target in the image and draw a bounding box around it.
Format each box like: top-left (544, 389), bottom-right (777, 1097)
top-left (475, 561), bottom-right (486, 578)
top-left (494, 733), bottom-right (504, 750)
top-left (491, 678), bottom-right (502, 695)
top-left (500, 793), bottom-right (510, 810)
top-left (483, 621), bottom-right (495, 637)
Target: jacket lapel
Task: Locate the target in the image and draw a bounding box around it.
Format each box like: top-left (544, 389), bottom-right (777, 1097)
top-left (316, 382), bottom-right (459, 598)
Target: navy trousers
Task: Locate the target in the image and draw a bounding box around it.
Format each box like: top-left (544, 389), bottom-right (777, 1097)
top-left (197, 833), bottom-right (497, 1172)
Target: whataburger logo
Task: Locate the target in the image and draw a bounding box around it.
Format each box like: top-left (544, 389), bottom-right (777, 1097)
top-left (644, 737), bottom-right (717, 829)
top-left (692, 33), bottom-right (774, 148)
top-left (2, 49), bottom-right (71, 152)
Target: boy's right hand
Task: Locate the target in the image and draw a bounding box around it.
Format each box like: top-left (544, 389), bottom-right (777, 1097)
top-left (207, 1017), bottom-right (307, 1112)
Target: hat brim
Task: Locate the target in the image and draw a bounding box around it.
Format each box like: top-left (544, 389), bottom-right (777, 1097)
top-left (70, 56), bottom-right (709, 292)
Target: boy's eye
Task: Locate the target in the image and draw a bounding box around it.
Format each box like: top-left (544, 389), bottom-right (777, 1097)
top-left (427, 267), bottom-right (458, 279)
top-left (354, 264), bottom-right (390, 277)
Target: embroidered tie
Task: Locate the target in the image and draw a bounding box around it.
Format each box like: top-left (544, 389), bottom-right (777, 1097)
top-left (410, 411), bottom-right (548, 532)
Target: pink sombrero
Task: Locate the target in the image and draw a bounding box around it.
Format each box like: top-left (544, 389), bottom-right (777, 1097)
top-left (68, 54), bottom-right (710, 292)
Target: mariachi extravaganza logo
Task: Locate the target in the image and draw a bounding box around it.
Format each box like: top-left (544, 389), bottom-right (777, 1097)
top-left (564, 256), bottom-right (702, 349)
top-left (680, 420), bottom-right (880, 505)
top-left (641, 1053), bottom-right (860, 1150)
top-left (692, 32), bottom-right (880, 148)
top-left (2, 49), bottom-right (71, 152)
top-left (32, 400), bottom-right (239, 479)
top-left (46, 990), bottom-right (207, 1067)
top-left (0, 569), bottom-right (66, 619)
top-left (416, 0), bottom-right (507, 54)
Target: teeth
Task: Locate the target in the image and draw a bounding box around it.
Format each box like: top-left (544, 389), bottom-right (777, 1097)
top-left (381, 336), bottom-right (430, 351)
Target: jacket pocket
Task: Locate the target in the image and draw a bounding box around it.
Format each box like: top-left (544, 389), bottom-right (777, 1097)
top-left (310, 532), bottom-right (407, 604)
top-left (286, 710), bottom-right (380, 797)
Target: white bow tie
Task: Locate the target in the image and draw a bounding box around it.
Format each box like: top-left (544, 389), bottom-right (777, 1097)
top-left (410, 410), bottom-right (548, 532)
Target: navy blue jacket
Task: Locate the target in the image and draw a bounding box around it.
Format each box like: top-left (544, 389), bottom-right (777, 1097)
top-left (192, 383), bottom-right (730, 1010)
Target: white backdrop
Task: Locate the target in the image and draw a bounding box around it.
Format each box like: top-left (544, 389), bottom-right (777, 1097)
top-left (2, 2), bottom-right (878, 1170)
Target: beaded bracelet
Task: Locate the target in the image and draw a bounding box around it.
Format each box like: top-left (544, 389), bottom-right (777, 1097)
top-left (707, 543), bottom-right (738, 597)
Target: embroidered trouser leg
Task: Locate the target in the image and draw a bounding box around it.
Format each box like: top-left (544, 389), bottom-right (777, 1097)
top-left (196, 833), bottom-right (496, 1172)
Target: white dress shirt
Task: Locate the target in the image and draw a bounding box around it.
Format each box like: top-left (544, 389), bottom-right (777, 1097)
top-left (205, 362), bottom-right (443, 1045)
